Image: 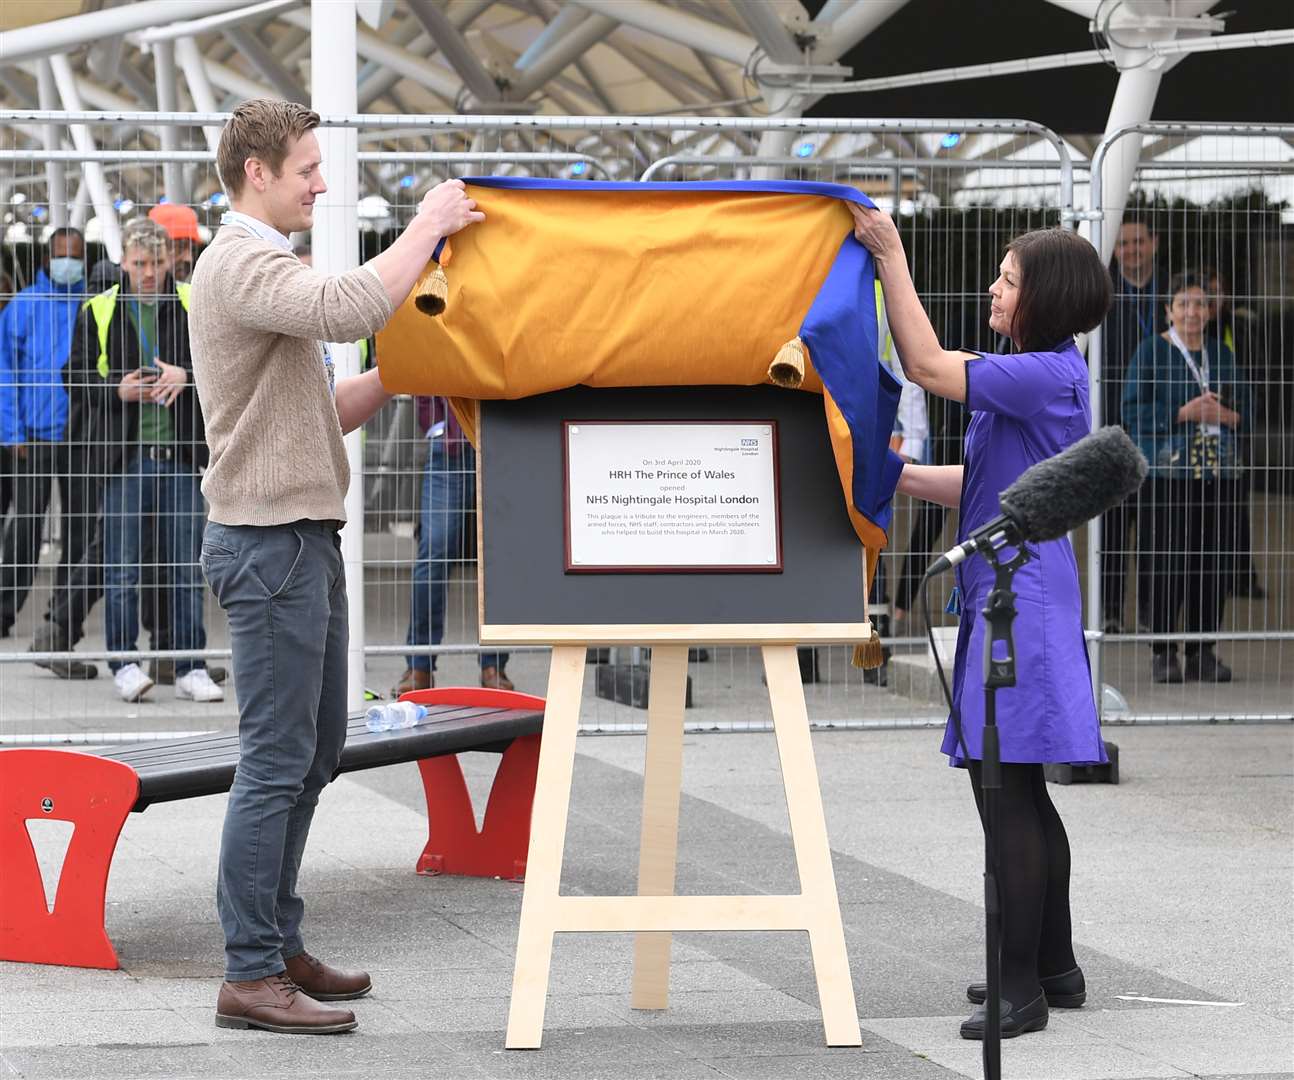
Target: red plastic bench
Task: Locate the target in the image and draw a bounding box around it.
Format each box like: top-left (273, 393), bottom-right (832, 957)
top-left (0, 687), bottom-right (543, 970)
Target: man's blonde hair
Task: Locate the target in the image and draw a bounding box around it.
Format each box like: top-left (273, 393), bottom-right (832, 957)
top-left (217, 98), bottom-right (321, 199)
top-left (120, 217), bottom-right (171, 258)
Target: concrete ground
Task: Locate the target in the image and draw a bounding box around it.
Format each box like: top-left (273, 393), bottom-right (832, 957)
top-left (3, 716), bottom-right (1291, 1080)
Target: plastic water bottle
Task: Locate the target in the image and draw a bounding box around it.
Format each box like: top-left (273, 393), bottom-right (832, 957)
top-left (1100, 683), bottom-right (1130, 722)
top-left (364, 701), bottom-right (429, 732)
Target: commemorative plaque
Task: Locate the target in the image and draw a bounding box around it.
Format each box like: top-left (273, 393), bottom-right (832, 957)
top-left (562, 420), bottom-right (781, 573)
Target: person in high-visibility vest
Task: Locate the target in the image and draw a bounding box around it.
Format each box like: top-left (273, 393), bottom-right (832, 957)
top-left (69, 217), bottom-right (222, 704)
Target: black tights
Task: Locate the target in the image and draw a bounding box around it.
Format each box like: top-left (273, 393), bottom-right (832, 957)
top-left (967, 761), bottom-right (1078, 1006)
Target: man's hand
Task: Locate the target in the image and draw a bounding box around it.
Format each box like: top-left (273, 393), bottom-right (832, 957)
top-left (148, 360), bottom-right (188, 407)
top-left (117, 369), bottom-right (158, 403)
top-left (416, 179), bottom-right (485, 240)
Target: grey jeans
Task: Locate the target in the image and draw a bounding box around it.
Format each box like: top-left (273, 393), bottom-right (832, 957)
top-left (201, 519), bottom-right (348, 982)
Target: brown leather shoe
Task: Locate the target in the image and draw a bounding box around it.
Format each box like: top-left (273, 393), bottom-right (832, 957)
top-left (480, 665), bottom-right (514, 692)
top-left (215, 973), bottom-right (357, 1034)
top-left (284, 950), bottom-right (372, 1001)
top-left (392, 667), bottom-right (433, 698)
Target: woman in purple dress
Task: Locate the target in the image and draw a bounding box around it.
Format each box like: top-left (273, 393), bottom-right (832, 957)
top-left (851, 209), bottom-right (1111, 1040)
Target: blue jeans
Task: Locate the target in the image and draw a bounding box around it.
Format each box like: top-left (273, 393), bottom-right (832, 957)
top-left (102, 452), bottom-right (207, 676)
top-left (203, 520), bottom-right (348, 982)
top-left (405, 443), bottom-right (506, 674)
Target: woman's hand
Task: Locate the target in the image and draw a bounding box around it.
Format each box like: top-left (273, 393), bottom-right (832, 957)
top-left (848, 204), bottom-right (904, 265)
top-left (148, 360), bottom-right (188, 407)
top-left (1178, 391), bottom-right (1239, 427)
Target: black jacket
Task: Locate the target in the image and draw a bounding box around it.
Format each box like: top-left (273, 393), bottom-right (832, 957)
top-left (66, 275), bottom-right (209, 474)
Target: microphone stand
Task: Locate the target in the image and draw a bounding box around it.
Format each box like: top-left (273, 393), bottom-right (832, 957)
top-left (979, 540), bottom-right (1030, 1080)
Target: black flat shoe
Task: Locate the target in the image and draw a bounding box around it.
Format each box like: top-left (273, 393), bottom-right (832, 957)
top-left (960, 993), bottom-right (1048, 1040)
top-left (967, 965), bottom-right (1086, 1008)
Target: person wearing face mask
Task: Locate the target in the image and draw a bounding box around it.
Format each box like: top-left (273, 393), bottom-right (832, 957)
top-left (0, 226), bottom-right (97, 638)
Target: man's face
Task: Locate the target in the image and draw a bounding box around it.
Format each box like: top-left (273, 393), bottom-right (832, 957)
top-left (50, 233), bottom-right (85, 264)
top-left (170, 238), bottom-right (195, 282)
top-left (121, 244), bottom-right (170, 296)
top-left (1114, 223), bottom-right (1156, 278)
top-left (260, 130), bottom-right (327, 234)
top-left (1207, 276), bottom-right (1226, 321)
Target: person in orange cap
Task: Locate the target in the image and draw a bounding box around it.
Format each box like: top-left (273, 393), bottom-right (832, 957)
top-left (149, 203), bottom-right (202, 282)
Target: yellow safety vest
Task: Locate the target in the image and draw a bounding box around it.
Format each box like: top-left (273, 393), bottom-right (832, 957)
top-left (83, 281), bottom-right (192, 379)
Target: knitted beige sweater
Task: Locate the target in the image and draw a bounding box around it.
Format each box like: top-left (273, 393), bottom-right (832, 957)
top-left (189, 227), bottom-right (394, 526)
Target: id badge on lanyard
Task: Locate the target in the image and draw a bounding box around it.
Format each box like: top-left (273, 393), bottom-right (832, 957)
top-left (1168, 327), bottom-right (1221, 437)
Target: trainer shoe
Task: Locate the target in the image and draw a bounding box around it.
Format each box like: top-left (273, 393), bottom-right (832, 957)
top-left (176, 668), bottom-right (225, 702)
top-left (30, 625), bottom-right (98, 680)
top-left (114, 663), bottom-right (154, 702)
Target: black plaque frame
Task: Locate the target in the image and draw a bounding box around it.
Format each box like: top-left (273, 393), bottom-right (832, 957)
top-left (477, 385), bottom-right (872, 645)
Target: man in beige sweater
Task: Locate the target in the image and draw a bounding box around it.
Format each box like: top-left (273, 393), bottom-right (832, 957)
top-left (189, 99), bottom-right (482, 1035)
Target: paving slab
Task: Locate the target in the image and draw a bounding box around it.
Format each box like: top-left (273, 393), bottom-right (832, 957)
top-left (1, 723), bottom-right (1289, 1080)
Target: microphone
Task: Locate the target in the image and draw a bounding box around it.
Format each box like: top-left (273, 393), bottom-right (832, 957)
top-left (928, 425), bottom-right (1149, 574)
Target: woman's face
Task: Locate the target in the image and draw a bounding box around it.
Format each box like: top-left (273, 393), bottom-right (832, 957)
top-left (987, 252), bottom-right (1022, 341)
top-left (1167, 286), bottom-right (1209, 338)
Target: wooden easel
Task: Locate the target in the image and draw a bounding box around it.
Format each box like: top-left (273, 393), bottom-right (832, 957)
top-left (490, 628), bottom-right (865, 1050)
top-left (474, 386), bottom-right (874, 1050)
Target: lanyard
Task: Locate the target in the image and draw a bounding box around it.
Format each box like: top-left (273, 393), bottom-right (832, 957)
top-left (130, 300), bottom-right (156, 362)
top-left (1167, 325), bottom-right (1210, 394)
top-left (1168, 326), bottom-right (1221, 439)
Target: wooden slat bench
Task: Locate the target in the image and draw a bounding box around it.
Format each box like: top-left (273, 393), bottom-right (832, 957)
top-left (0, 687), bottom-right (544, 970)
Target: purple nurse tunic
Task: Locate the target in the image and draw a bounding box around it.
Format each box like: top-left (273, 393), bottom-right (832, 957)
top-left (941, 342), bottom-right (1106, 767)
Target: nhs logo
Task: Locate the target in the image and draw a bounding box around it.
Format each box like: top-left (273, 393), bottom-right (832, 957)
top-left (740, 438), bottom-right (758, 447)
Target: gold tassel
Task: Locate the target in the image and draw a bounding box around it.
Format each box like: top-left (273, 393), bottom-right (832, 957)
top-left (767, 336), bottom-right (806, 388)
top-left (851, 626), bottom-right (885, 670)
top-left (414, 264), bottom-right (449, 316)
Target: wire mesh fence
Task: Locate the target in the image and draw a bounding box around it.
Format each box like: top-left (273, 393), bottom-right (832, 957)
top-left (1087, 123), bottom-right (1294, 724)
top-left (0, 110), bottom-right (1288, 742)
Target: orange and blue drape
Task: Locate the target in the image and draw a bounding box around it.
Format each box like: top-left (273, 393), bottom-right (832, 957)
top-left (377, 178), bottom-right (903, 550)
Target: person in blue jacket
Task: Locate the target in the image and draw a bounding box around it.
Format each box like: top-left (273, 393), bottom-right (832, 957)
top-left (0, 227), bottom-right (96, 637)
top-left (1122, 270), bottom-right (1249, 684)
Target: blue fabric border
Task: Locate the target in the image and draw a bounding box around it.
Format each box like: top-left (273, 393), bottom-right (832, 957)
top-left (798, 236), bottom-right (903, 534)
top-left (462, 176), bottom-right (877, 208)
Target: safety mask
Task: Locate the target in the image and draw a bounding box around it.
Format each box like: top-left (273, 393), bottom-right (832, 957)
top-left (48, 257), bottom-right (85, 286)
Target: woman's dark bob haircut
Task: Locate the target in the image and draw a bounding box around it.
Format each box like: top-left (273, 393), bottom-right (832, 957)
top-left (1165, 269), bottom-right (1209, 301)
top-left (1005, 228), bottom-right (1112, 352)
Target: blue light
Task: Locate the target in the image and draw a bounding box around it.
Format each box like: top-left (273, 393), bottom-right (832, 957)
top-left (157, 195), bottom-right (169, 204)
top-left (398, 174), bottom-right (416, 189)
top-left (940, 133), bottom-right (962, 150)
top-left (31, 206), bottom-right (47, 220)
top-left (208, 191), bottom-right (227, 207)
top-left (113, 197), bottom-right (127, 210)
top-left (795, 141), bottom-right (815, 158)
top-left (570, 162), bottom-right (587, 176)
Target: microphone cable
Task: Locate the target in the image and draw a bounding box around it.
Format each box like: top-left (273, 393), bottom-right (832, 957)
top-left (918, 566), bottom-right (1003, 911)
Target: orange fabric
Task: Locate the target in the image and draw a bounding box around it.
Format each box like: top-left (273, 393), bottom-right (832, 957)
top-left (377, 185), bottom-right (888, 572)
top-left (377, 186), bottom-right (837, 400)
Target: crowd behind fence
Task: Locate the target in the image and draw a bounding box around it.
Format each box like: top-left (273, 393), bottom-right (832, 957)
top-left (0, 112), bottom-right (1289, 742)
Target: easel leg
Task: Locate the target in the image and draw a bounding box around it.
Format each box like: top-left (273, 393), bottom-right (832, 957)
top-left (506, 645), bottom-right (585, 1049)
top-left (631, 645), bottom-right (688, 1010)
top-left (763, 645), bottom-right (862, 1048)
